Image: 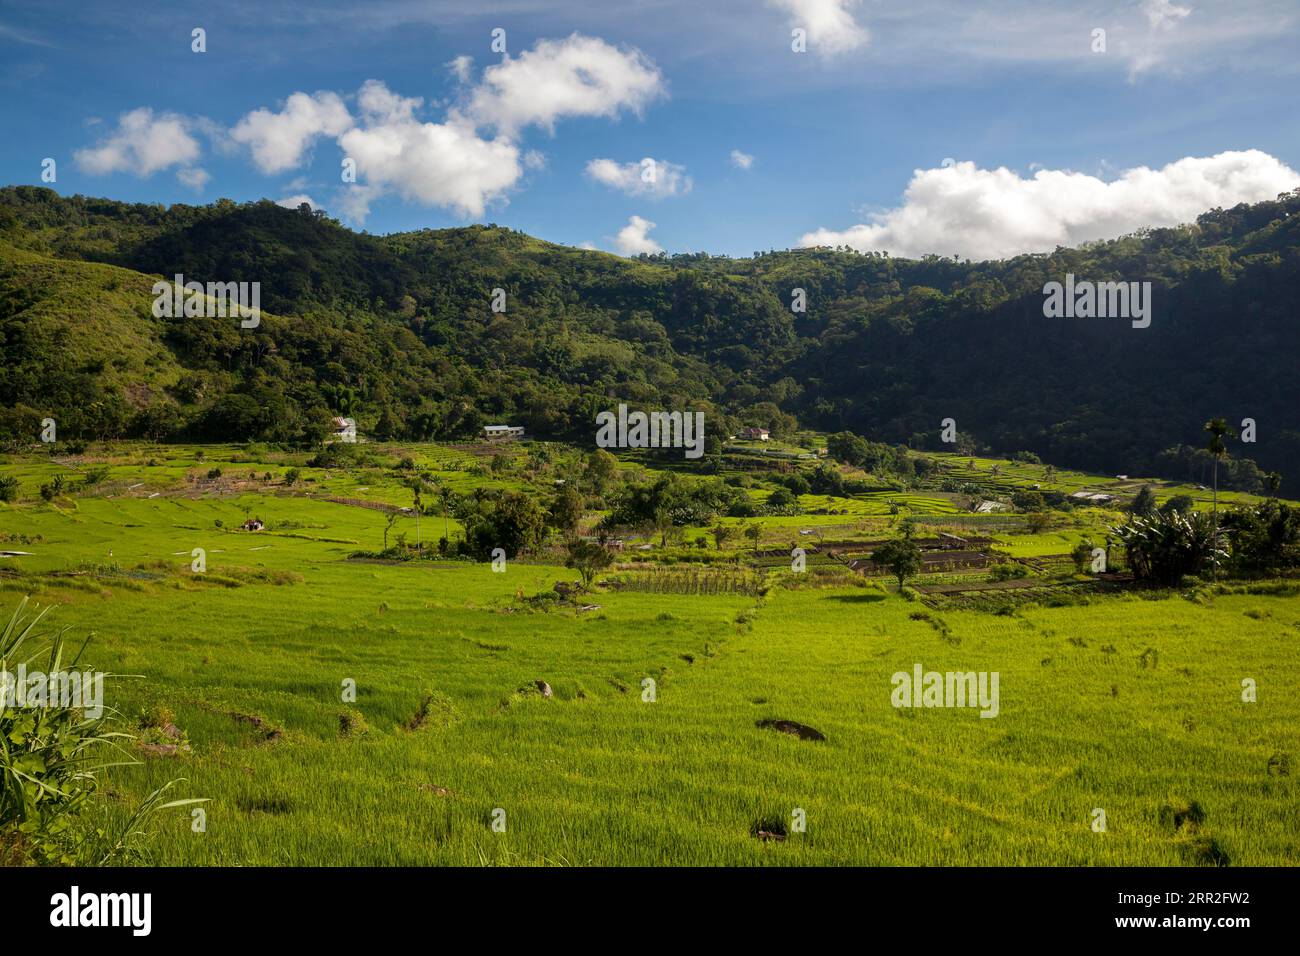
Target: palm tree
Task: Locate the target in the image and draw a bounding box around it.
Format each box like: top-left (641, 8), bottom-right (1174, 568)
top-left (435, 482), bottom-right (453, 545)
top-left (1203, 418), bottom-right (1229, 580)
top-left (402, 473), bottom-right (430, 549)
top-left (653, 506), bottom-right (673, 548)
top-left (711, 523), bottom-right (734, 551)
top-left (412, 485), bottom-right (422, 549)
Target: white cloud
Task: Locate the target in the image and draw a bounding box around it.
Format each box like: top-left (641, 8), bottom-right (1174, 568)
top-left (1144, 0), bottom-right (1192, 30)
top-left (323, 32), bottom-right (668, 221)
top-left (586, 157), bottom-right (691, 198)
top-left (335, 184), bottom-right (383, 224)
top-left (730, 149), bottom-right (755, 170)
top-left (467, 33), bottom-right (665, 136)
top-left (338, 80), bottom-right (521, 220)
top-left (177, 167), bottom-right (210, 190)
top-left (356, 80), bottom-right (421, 125)
top-left (799, 150), bottom-right (1300, 261)
top-left (74, 108), bottom-right (201, 177)
top-left (446, 55), bottom-right (474, 83)
top-left (89, 33), bottom-right (669, 222)
top-left (613, 215), bottom-right (663, 256)
top-left (1126, 0), bottom-right (1195, 78)
top-left (231, 91), bottom-right (353, 174)
top-left (276, 194), bottom-right (318, 209)
top-left (732, 1), bottom-right (1288, 85)
top-left (769, 0), bottom-right (868, 55)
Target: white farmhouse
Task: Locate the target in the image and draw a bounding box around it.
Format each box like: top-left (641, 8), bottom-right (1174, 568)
top-left (332, 417), bottom-right (357, 443)
top-left (483, 424), bottom-right (525, 442)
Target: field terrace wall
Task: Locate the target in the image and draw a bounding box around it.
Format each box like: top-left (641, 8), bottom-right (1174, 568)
top-left (847, 550), bottom-right (996, 575)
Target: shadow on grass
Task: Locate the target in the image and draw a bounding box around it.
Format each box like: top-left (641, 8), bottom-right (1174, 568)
top-left (825, 593), bottom-right (889, 604)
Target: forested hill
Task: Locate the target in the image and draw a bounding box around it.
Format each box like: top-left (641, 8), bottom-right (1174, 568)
top-left (2, 184), bottom-right (1298, 486)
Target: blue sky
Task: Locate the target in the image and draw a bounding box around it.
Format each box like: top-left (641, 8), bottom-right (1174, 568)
top-left (3, 0), bottom-right (1299, 259)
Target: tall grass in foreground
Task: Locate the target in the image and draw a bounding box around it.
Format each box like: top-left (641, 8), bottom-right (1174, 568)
top-left (0, 597), bottom-right (205, 865)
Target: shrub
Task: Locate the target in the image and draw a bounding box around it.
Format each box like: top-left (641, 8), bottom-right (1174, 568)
top-left (338, 709), bottom-right (369, 738)
top-left (990, 562), bottom-right (1030, 581)
top-left (0, 598), bottom-right (205, 864)
top-left (1012, 490), bottom-right (1045, 512)
top-left (44, 471), bottom-right (68, 500)
top-left (768, 487), bottom-right (794, 505)
top-left (1070, 540), bottom-right (1094, 573)
top-left (0, 476), bottom-right (19, 502)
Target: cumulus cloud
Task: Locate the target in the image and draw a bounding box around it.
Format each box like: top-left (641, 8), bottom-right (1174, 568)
top-left (730, 149), bottom-right (754, 170)
top-left (230, 91), bottom-right (352, 174)
top-left (338, 80), bottom-right (521, 220)
top-left (335, 184), bottom-right (383, 224)
top-left (613, 215), bottom-right (662, 256)
top-left (74, 108), bottom-right (202, 179)
top-left (467, 33), bottom-right (665, 135)
top-left (177, 167), bottom-right (210, 190)
top-left (586, 157), bottom-right (691, 198)
top-left (356, 80), bottom-right (420, 125)
top-left (328, 34), bottom-right (666, 221)
top-left (799, 150), bottom-right (1300, 261)
top-left (769, 0), bottom-right (868, 55)
top-left (84, 33), bottom-right (668, 223)
top-left (446, 55), bottom-right (474, 83)
top-left (276, 194), bottom-right (318, 209)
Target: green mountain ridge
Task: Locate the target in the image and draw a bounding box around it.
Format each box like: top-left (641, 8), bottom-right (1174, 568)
top-left (1, 185), bottom-right (1298, 488)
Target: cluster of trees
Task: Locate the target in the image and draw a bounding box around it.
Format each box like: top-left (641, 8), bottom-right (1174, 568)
top-left (1152, 444), bottom-right (1276, 494)
top-left (601, 473), bottom-right (746, 534)
top-left (825, 431), bottom-right (914, 477)
top-left (1114, 500), bottom-right (1300, 584)
top-left (1222, 500), bottom-right (1300, 577)
top-left (3, 185), bottom-right (1299, 486)
top-left (459, 491), bottom-right (546, 561)
top-left (1113, 509), bottom-right (1225, 585)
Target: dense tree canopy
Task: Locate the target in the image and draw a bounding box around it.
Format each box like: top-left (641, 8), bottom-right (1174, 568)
top-left (2, 185), bottom-right (1297, 487)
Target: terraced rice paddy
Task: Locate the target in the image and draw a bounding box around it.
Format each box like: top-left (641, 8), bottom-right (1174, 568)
top-left (1, 443), bottom-right (1295, 865)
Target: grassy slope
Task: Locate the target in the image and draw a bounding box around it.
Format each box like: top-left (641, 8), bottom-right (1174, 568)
top-left (0, 241), bottom-right (184, 396)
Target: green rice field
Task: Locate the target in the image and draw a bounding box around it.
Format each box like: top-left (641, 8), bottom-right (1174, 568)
top-left (1, 443), bottom-right (1296, 865)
